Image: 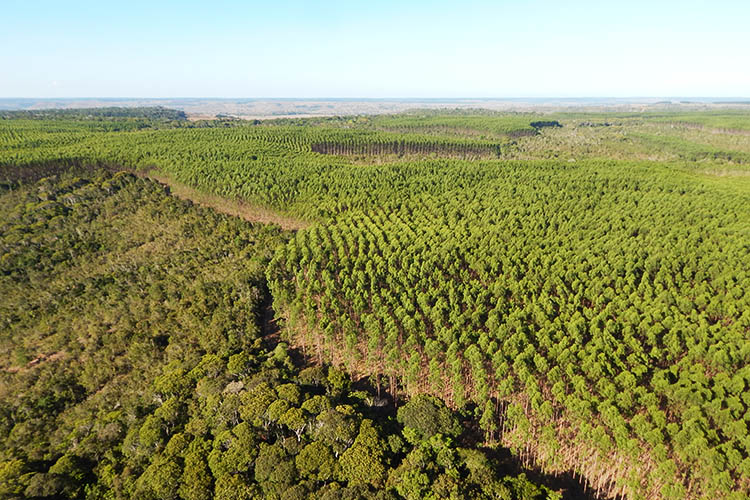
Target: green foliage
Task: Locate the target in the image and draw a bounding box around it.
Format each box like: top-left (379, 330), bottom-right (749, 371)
top-left (338, 420), bottom-right (387, 487)
top-left (255, 442), bottom-right (298, 497)
top-left (397, 395), bottom-right (461, 444)
top-left (4, 109), bottom-right (749, 498)
top-left (0, 171), bottom-right (555, 499)
top-left (0, 106), bottom-right (187, 122)
top-left (0, 460), bottom-right (28, 497)
top-left (296, 441), bottom-right (337, 481)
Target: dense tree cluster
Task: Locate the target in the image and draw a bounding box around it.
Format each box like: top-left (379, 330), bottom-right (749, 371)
top-left (310, 138), bottom-right (501, 159)
top-left (0, 106), bottom-right (187, 122)
top-left (0, 172), bottom-right (555, 500)
top-left (2, 110), bottom-right (750, 499)
top-left (529, 121), bottom-right (562, 130)
top-left (369, 113), bottom-right (539, 138)
top-left (648, 110), bottom-right (750, 132)
top-left (267, 161), bottom-right (750, 499)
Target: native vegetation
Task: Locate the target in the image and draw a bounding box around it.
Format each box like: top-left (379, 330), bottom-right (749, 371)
top-left (0, 170), bottom-right (556, 499)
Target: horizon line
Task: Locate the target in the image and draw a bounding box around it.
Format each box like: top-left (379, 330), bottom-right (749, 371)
top-left (2, 96), bottom-right (750, 101)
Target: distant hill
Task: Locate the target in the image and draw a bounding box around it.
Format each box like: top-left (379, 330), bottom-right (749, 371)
top-left (2, 97), bottom-right (749, 119)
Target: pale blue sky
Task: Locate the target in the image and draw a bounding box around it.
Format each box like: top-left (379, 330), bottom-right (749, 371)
top-left (1, 0), bottom-right (748, 97)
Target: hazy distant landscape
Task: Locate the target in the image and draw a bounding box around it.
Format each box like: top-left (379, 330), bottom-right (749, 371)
top-left (2, 97), bottom-right (749, 119)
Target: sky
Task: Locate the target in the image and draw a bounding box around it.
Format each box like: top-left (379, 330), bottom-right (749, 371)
top-left (1, 0), bottom-right (748, 98)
